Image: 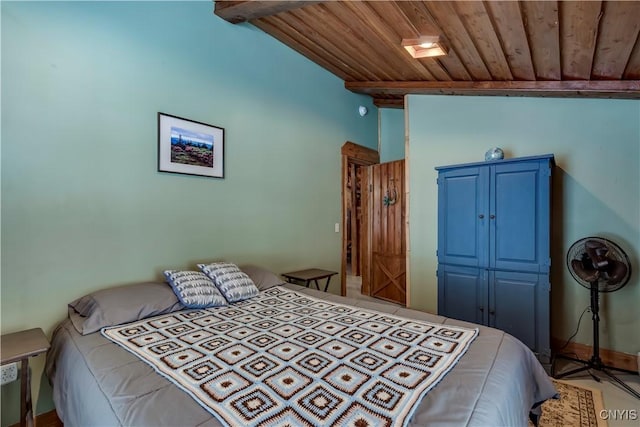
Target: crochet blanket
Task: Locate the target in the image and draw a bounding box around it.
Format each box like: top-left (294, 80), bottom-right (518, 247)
top-left (102, 286), bottom-right (478, 427)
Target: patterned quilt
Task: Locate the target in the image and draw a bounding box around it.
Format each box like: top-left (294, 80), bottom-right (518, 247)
top-left (102, 286), bottom-right (478, 427)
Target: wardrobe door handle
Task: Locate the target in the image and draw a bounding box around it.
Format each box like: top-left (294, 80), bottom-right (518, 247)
top-left (490, 214), bottom-right (495, 219)
top-left (478, 214), bottom-right (484, 219)
top-left (489, 310), bottom-right (496, 315)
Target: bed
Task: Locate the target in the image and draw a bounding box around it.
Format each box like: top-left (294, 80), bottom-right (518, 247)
top-left (45, 266), bottom-right (556, 427)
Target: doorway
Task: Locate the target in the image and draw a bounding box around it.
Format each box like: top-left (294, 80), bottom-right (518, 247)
top-left (346, 161), bottom-right (363, 276)
top-left (341, 142), bottom-right (407, 306)
top-left (345, 161), bottom-right (364, 298)
top-left (340, 142), bottom-right (378, 299)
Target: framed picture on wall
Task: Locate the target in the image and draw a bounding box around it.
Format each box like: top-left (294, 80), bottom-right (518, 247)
top-left (157, 112), bottom-right (225, 179)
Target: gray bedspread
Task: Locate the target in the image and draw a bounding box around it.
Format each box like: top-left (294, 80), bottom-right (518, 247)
top-left (46, 284), bottom-right (556, 427)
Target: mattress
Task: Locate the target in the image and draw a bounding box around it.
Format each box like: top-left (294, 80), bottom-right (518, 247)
top-left (46, 283), bottom-right (556, 426)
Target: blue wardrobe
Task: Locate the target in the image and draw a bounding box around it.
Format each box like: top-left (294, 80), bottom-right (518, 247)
top-left (436, 154), bottom-right (554, 360)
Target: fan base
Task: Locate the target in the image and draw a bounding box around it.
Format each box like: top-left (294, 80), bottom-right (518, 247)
top-left (552, 354), bottom-right (640, 399)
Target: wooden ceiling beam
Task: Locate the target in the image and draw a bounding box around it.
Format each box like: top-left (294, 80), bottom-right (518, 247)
top-left (373, 98), bottom-right (405, 109)
top-left (346, 80), bottom-right (640, 99)
top-left (214, 1), bottom-right (323, 24)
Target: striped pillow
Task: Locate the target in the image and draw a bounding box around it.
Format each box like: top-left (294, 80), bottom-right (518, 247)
top-left (197, 262), bottom-right (259, 303)
top-left (163, 270), bottom-right (227, 308)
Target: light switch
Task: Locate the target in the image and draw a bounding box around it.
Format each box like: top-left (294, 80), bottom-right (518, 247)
top-left (334, 223), bottom-right (340, 233)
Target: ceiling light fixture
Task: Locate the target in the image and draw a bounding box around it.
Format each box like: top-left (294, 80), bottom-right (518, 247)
top-left (402, 36), bottom-right (447, 58)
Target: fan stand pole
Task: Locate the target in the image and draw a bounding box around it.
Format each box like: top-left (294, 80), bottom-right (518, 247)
top-left (554, 282), bottom-right (640, 399)
top-left (590, 281), bottom-right (604, 370)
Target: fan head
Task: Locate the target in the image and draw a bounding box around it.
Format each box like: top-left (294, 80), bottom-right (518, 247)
top-left (566, 237), bottom-right (631, 293)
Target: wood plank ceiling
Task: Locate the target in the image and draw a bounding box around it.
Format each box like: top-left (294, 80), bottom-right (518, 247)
top-left (215, 1), bottom-right (640, 108)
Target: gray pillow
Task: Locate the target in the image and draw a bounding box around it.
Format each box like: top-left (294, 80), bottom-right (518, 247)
top-left (163, 270), bottom-right (227, 309)
top-left (69, 281), bottom-right (184, 335)
top-left (239, 265), bottom-right (285, 291)
top-left (197, 262), bottom-right (259, 302)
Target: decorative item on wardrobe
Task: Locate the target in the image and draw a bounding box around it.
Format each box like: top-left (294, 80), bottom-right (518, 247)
top-left (484, 147), bottom-right (504, 161)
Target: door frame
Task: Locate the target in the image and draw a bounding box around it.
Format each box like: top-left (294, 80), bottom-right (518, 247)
top-left (340, 141), bottom-right (379, 297)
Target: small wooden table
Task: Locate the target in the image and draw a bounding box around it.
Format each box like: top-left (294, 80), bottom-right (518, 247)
top-left (1, 328), bottom-right (50, 427)
top-left (282, 268), bottom-right (338, 292)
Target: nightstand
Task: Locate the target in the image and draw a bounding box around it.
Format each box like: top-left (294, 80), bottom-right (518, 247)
top-left (282, 268), bottom-right (338, 292)
top-left (1, 328), bottom-right (50, 427)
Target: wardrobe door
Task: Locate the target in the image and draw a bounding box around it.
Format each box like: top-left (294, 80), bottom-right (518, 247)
top-left (489, 160), bottom-right (551, 273)
top-left (489, 270), bottom-right (549, 357)
top-left (437, 264), bottom-right (488, 325)
top-left (437, 166), bottom-right (489, 268)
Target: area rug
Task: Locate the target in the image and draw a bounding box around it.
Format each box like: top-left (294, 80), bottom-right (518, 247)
top-left (530, 379), bottom-right (607, 427)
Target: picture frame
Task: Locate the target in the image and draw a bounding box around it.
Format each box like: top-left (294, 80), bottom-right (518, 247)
top-left (157, 112), bottom-right (225, 179)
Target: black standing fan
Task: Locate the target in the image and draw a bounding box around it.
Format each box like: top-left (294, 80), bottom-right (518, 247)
top-left (554, 237), bottom-right (639, 399)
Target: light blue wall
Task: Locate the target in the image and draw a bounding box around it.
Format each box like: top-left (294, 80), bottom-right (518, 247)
top-left (0, 1), bottom-right (376, 423)
top-left (407, 95), bottom-right (640, 355)
top-left (379, 108), bottom-right (405, 162)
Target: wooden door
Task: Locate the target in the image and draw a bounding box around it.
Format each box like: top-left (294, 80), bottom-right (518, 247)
top-left (368, 160), bottom-right (406, 305)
